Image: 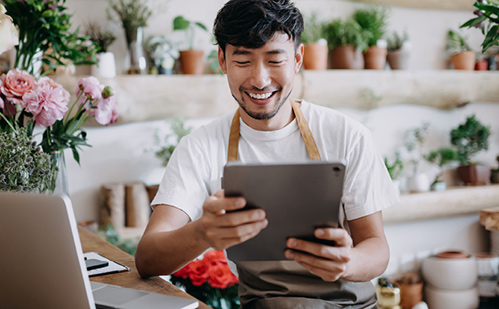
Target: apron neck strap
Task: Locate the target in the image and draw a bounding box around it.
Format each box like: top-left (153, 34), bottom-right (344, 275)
top-left (227, 99), bottom-right (320, 162)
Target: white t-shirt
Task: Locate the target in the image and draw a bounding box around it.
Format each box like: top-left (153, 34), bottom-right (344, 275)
top-left (152, 100), bottom-right (399, 230)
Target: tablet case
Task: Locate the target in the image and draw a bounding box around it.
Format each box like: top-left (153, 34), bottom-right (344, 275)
top-left (223, 161), bottom-right (345, 261)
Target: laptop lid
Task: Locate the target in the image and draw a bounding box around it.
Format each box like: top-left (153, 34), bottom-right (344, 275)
top-left (0, 191), bottom-right (96, 309)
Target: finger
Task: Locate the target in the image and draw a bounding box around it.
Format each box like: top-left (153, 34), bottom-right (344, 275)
top-left (286, 238), bottom-right (351, 262)
top-left (208, 220), bottom-right (268, 249)
top-left (289, 255), bottom-right (344, 282)
top-left (204, 192), bottom-right (246, 214)
top-left (284, 248), bottom-right (347, 273)
top-left (314, 228), bottom-right (352, 247)
top-left (215, 208), bottom-right (267, 227)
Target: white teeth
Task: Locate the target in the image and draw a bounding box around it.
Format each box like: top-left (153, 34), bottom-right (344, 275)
top-left (248, 92), bottom-right (272, 99)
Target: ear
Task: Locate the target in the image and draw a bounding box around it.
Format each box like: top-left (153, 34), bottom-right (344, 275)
top-left (218, 46), bottom-right (227, 74)
top-left (294, 43), bottom-right (304, 73)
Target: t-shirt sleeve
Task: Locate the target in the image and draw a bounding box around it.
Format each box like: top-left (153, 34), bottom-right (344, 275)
top-left (341, 128), bottom-right (399, 220)
top-left (151, 134), bottom-right (210, 221)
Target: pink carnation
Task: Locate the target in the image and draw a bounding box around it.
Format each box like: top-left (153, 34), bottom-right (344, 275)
top-left (23, 83), bottom-right (69, 127)
top-left (76, 76), bottom-right (102, 106)
top-left (0, 69), bottom-right (36, 106)
top-left (38, 76), bottom-right (70, 103)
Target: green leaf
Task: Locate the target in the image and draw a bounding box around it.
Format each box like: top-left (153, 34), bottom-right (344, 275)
top-left (460, 15), bottom-right (486, 28)
top-left (173, 16), bottom-right (190, 30)
top-left (195, 22), bottom-right (208, 32)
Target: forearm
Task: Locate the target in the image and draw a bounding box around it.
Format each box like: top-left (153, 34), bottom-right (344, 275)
top-left (135, 220), bottom-right (209, 278)
top-left (342, 235), bottom-right (389, 282)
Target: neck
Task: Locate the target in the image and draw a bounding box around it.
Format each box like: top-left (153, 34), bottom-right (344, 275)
top-left (239, 99), bottom-right (296, 131)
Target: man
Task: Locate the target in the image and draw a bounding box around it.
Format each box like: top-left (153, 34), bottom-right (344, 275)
top-left (135, 0), bottom-right (399, 307)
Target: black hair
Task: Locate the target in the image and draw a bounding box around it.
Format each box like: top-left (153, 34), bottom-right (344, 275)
top-left (213, 0), bottom-right (304, 53)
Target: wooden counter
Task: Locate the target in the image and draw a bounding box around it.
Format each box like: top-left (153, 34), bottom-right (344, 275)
top-left (78, 226), bottom-right (210, 309)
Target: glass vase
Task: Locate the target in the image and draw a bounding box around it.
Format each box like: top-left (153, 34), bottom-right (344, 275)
top-left (125, 26), bottom-right (146, 74)
top-left (48, 151), bottom-right (69, 196)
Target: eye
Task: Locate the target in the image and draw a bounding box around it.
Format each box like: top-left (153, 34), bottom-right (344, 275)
top-left (269, 60), bottom-right (284, 65)
top-left (235, 61), bottom-right (250, 66)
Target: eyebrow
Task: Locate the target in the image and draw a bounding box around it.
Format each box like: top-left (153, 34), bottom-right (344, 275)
top-left (231, 48), bottom-right (287, 56)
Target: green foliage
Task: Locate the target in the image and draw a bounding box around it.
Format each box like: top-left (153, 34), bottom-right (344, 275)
top-left (173, 15), bottom-right (208, 50)
top-left (84, 21), bottom-right (116, 53)
top-left (386, 30), bottom-right (409, 52)
top-left (384, 154), bottom-right (403, 180)
top-left (323, 18), bottom-right (369, 51)
top-left (154, 118), bottom-right (192, 167)
top-left (108, 0), bottom-right (152, 39)
top-left (404, 122), bottom-right (429, 176)
top-left (450, 114), bottom-right (490, 166)
top-left (461, 0), bottom-right (499, 53)
top-left (424, 147), bottom-right (458, 184)
top-left (302, 11), bottom-right (326, 44)
top-left (99, 224), bottom-right (139, 256)
top-left (446, 30), bottom-right (473, 56)
top-left (0, 127), bottom-right (53, 192)
top-left (2, 0), bottom-right (98, 75)
top-left (353, 5), bottom-right (389, 47)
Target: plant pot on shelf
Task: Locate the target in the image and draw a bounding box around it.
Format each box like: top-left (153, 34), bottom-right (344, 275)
top-left (363, 46), bottom-right (387, 70)
top-left (329, 45), bottom-right (364, 69)
top-left (457, 164), bottom-right (491, 185)
top-left (91, 52), bottom-right (116, 78)
top-left (179, 49), bottom-right (205, 75)
top-left (303, 41), bottom-right (328, 70)
top-left (475, 59), bottom-right (488, 71)
top-left (387, 49), bottom-right (410, 70)
top-left (450, 51), bottom-right (476, 70)
top-left (407, 174), bottom-right (430, 193)
top-left (430, 181), bottom-right (447, 192)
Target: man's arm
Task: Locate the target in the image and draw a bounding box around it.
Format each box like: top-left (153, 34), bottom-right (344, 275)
top-left (135, 190), bottom-right (268, 278)
top-left (284, 211), bottom-right (389, 282)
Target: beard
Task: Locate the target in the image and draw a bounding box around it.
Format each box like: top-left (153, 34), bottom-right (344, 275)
top-left (233, 87), bottom-right (292, 120)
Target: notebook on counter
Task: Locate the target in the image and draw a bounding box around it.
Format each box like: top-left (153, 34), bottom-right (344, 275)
top-left (0, 191), bottom-right (198, 309)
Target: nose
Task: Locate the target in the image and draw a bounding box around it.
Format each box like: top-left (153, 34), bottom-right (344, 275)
top-left (250, 63), bottom-right (271, 90)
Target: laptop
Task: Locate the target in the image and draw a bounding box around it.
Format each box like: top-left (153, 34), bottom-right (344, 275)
top-left (0, 191), bottom-right (198, 309)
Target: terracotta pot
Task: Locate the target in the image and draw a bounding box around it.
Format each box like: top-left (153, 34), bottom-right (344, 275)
top-left (329, 45), bottom-right (364, 69)
top-left (436, 250), bottom-right (470, 259)
top-left (387, 49), bottom-right (410, 70)
top-left (475, 59), bottom-right (488, 71)
top-left (363, 46), bottom-right (387, 70)
top-left (398, 282), bottom-right (423, 309)
top-left (179, 50), bottom-right (205, 75)
top-left (450, 51), bottom-right (476, 70)
top-left (457, 164), bottom-right (491, 185)
top-left (303, 42), bottom-right (328, 70)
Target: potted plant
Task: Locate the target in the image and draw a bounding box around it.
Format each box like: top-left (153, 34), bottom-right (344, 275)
top-left (461, 0), bottom-right (499, 54)
top-left (446, 29), bottom-right (475, 70)
top-left (386, 30), bottom-right (410, 70)
top-left (173, 15), bottom-right (208, 75)
top-left (384, 153), bottom-right (403, 195)
top-left (108, 0), bottom-right (152, 74)
top-left (353, 5), bottom-right (389, 70)
top-left (145, 35), bottom-right (178, 75)
top-left (403, 123), bottom-right (431, 193)
top-left (302, 11), bottom-right (328, 70)
top-left (491, 155), bottom-right (499, 184)
top-left (424, 147), bottom-right (458, 191)
top-left (450, 114), bottom-right (491, 185)
top-left (323, 18), bottom-right (368, 69)
top-left (84, 21), bottom-right (117, 78)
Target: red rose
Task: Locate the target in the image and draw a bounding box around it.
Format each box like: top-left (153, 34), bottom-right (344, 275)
top-left (188, 259), bottom-right (210, 286)
top-left (203, 250), bottom-right (227, 266)
top-left (172, 264), bottom-right (191, 279)
top-left (208, 264), bottom-right (239, 289)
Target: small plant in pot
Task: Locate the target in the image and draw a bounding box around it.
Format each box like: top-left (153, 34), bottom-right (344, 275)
top-left (424, 147), bottom-right (458, 191)
top-left (323, 18), bottom-right (368, 69)
top-left (386, 30), bottom-right (410, 70)
top-left (450, 114), bottom-right (491, 185)
top-left (84, 21), bottom-right (117, 78)
top-left (353, 5), bottom-right (389, 70)
top-left (302, 11), bottom-right (328, 70)
top-left (384, 153), bottom-right (403, 195)
top-left (446, 29), bottom-right (476, 70)
top-left (403, 122), bottom-right (431, 193)
top-left (173, 15), bottom-right (208, 75)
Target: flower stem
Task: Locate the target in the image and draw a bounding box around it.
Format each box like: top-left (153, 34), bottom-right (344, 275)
top-left (0, 113), bottom-right (17, 133)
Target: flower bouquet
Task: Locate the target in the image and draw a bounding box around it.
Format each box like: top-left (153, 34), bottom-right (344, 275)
top-left (170, 250), bottom-right (240, 309)
top-left (0, 68), bottom-right (118, 193)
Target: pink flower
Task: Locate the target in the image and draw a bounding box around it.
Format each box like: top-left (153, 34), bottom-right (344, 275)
top-left (76, 76), bottom-right (102, 106)
top-left (38, 76), bottom-right (70, 103)
top-left (0, 96), bottom-right (3, 109)
top-left (0, 69), bottom-right (36, 106)
top-left (23, 83), bottom-right (69, 127)
top-left (90, 95), bottom-right (118, 125)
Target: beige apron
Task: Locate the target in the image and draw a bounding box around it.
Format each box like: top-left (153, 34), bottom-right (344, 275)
top-left (227, 99), bottom-right (378, 308)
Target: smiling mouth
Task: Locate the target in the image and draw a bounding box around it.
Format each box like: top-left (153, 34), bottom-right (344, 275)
top-left (246, 91), bottom-right (276, 100)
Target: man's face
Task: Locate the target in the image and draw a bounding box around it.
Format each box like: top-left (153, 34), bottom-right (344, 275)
top-left (218, 33), bottom-right (303, 124)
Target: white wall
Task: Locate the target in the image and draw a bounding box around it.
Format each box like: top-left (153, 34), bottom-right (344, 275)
top-left (65, 0), bottom-right (485, 73)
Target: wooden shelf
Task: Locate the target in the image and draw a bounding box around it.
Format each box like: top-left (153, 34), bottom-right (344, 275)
top-left (383, 184), bottom-right (499, 224)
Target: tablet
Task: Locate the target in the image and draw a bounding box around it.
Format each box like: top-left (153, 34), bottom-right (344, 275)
top-left (223, 161), bottom-right (345, 262)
